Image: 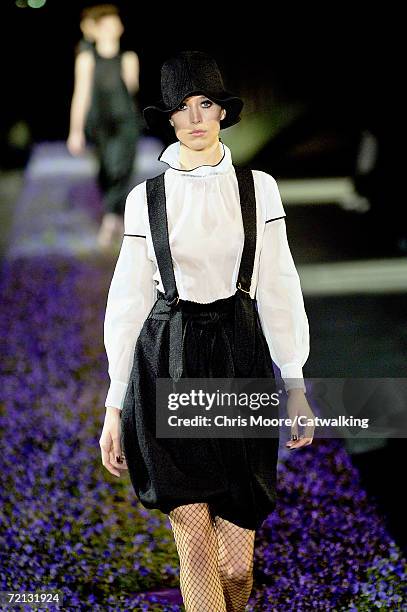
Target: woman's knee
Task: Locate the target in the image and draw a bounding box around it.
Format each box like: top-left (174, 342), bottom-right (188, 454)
top-left (219, 558), bottom-right (253, 584)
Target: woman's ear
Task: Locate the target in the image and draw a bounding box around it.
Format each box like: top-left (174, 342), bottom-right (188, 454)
top-left (221, 109), bottom-right (226, 121)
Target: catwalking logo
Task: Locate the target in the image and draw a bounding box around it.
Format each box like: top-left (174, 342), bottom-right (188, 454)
top-left (167, 389), bottom-right (281, 411)
top-left (290, 415), bottom-right (369, 429)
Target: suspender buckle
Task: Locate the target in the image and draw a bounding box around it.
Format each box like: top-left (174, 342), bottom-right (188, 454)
top-left (166, 295), bottom-right (180, 307)
top-left (237, 282), bottom-right (251, 294)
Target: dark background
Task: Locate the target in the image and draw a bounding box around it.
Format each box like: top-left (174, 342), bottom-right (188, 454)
top-left (1, 2), bottom-right (399, 177)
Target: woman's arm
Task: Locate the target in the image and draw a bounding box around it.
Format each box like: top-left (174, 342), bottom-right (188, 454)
top-left (255, 173), bottom-right (310, 394)
top-left (104, 183), bottom-right (156, 409)
top-left (121, 51), bottom-right (140, 95)
top-left (67, 50), bottom-right (94, 156)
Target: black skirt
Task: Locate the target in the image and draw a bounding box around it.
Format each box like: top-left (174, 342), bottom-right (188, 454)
top-left (120, 290), bottom-right (279, 531)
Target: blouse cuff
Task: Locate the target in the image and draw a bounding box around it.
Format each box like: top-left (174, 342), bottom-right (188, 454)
top-left (105, 380), bottom-right (129, 410)
top-left (280, 363), bottom-right (307, 394)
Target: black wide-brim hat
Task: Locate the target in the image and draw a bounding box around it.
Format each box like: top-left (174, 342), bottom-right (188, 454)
top-left (143, 50), bottom-right (244, 134)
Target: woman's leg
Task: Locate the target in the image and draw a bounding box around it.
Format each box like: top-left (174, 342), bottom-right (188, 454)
top-left (168, 502), bottom-right (227, 612)
top-left (213, 515), bottom-right (255, 612)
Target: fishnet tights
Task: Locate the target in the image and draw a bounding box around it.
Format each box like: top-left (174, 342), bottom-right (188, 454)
top-left (168, 503), bottom-right (255, 612)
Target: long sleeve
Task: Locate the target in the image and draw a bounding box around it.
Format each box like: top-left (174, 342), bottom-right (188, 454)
top-left (256, 175), bottom-right (310, 393)
top-left (104, 184), bottom-right (157, 409)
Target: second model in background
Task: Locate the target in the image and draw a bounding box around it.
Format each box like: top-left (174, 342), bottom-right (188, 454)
top-left (67, 3), bottom-right (141, 249)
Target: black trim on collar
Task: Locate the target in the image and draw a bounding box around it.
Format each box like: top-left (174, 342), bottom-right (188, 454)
top-left (123, 233), bottom-right (146, 238)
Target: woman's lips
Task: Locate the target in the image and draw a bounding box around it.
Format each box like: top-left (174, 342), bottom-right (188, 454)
top-left (191, 130), bottom-right (206, 136)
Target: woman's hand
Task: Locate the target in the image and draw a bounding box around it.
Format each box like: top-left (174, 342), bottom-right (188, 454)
top-left (99, 406), bottom-right (128, 477)
top-left (67, 130), bottom-right (86, 156)
top-left (285, 388), bottom-right (315, 450)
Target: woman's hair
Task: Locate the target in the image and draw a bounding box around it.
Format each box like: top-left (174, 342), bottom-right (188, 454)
top-left (81, 4), bottom-right (120, 22)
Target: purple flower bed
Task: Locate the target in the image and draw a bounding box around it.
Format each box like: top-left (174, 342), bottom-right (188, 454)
top-left (250, 439), bottom-right (406, 610)
top-left (0, 255), bottom-right (181, 611)
top-left (0, 254), bottom-right (405, 611)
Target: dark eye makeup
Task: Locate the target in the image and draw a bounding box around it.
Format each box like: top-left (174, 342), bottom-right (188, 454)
top-left (177, 99), bottom-right (213, 111)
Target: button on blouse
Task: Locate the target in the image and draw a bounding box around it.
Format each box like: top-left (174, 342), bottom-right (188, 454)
top-left (104, 140), bottom-right (310, 409)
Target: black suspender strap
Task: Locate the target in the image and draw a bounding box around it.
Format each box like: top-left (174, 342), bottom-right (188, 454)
top-left (146, 173), bottom-right (179, 306)
top-left (234, 166), bottom-right (257, 376)
top-left (146, 172), bottom-right (183, 381)
top-left (234, 166), bottom-right (257, 294)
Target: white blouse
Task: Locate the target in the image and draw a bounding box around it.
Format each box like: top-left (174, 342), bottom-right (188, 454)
top-left (104, 140), bottom-right (310, 409)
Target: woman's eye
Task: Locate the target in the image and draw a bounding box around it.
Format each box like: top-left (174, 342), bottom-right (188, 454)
top-left (177, 100), bottom-right (212, 111)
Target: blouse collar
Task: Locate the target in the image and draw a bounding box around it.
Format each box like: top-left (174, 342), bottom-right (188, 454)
top-left (157, 139), bottom-right (233, 176)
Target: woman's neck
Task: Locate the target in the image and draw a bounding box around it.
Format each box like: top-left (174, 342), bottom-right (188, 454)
top-left (179, 140), bottom-right (222, 170)
top-left (95, 39), bottom-right (120, 58)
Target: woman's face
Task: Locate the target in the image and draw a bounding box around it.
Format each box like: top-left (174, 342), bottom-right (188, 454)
top-left (170, 95), bottom-right (226, 149)
top-left (92, 15), bottom-right (124, 41)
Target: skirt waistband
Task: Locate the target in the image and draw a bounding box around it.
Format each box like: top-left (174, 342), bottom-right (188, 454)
top-left (153, 290), bottom-right (237, 317)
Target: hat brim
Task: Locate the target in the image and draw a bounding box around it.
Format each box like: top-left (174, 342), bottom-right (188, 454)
top-left (143, 90), bottom-right (244, 133)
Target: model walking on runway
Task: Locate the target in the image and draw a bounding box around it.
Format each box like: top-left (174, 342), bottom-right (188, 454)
top-left (67, 4), bottom-right (141, 249)
top-left (101, 50), bottom-right (314, 611)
